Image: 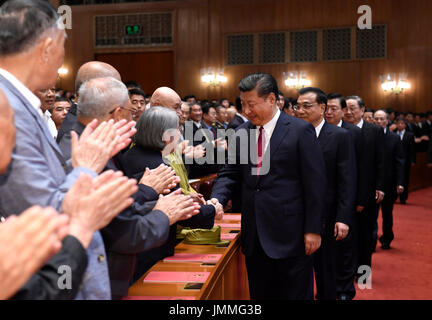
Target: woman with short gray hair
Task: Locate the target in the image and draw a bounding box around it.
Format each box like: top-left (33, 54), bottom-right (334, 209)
top-left (120, 106), bottom-right (218, 282)
top-left (134, 106), bottom-right (180, 152)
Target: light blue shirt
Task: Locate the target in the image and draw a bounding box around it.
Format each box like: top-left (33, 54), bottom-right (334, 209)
top-left (74, 232), bottom-right (111, 300)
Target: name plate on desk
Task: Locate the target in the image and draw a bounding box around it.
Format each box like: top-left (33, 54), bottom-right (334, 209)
top-left (144, 271), bottom-right (210, 283)
top-left (163, 253), bottom-right (222, 264)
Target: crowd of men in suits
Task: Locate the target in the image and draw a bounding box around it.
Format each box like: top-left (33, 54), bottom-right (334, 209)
top-left (1, 0), bottom-right (432, 301)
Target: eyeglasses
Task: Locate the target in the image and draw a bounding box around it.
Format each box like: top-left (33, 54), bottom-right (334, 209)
top-left (293, 102), bottom-right (318, 111)
top-left (109, 106), bottom-right (138, 116)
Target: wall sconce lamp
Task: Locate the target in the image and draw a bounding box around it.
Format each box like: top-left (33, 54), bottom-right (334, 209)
top-left (57, 67), bottom-right (68, 88)
top-left (201, 68), bottom-right (227, 86)
top-left (283, 71), bottom-right (311, 89)
top-left (380, 73), bottom-right (410, 94)
top-left (58, 67), bottom-right (68, 76)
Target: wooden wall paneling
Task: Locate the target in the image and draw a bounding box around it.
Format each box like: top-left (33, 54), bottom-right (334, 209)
top-left (61, 0), bottom-right (431, 113)
top-left (95, 51), bottom-right (174, 95)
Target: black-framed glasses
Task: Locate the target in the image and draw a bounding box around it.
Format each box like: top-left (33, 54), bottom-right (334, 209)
top-left (293, 102), bottom-right (318, 111)
top-left (109, 106), bottom-right (138, 115)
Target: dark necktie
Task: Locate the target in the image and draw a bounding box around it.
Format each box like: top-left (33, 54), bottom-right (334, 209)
top-left (210, 126), bottom-right (217, 139)
top-left (257, 126), bottom-right (265, 175)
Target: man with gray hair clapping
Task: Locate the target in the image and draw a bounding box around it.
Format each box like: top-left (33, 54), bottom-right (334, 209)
top-left (58, 76), bottom-right (200, 299)
top-left (0, 0), bottom-right (137, 299)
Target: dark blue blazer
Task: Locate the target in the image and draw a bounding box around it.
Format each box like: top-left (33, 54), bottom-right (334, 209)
top-left (382, 131), bottom-right (405, 196)
top-left (341, 121), bottom-right (363, 207)
top-left (211, 112), bottom-right (326, 259)
top-left (357, 121), bottom-right (386, 206)
top-left (317, 122), bottom-right (356, 232)
top-left (227, 114), bottom-right (246, 130)
top-left (56, 102), bottom-right (77, 143)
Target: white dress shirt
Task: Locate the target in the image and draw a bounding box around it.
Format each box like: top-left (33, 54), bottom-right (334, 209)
top-left (356, 118), bottom-right (364, 129)
top-left (42, 110), bottom-right (58, 139)
top-left (337, 119), bottom-right (343, 127)
top-left (397, 129), bottom-right (406, 140)
top-left (315, 118), bottom-right (326, 138)
top-left (256, 108), bottom-right (281, 153)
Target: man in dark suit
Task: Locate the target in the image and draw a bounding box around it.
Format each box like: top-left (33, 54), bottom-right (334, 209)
top-left (413, 113), bottom-right (430, 153)
top-left (296, 88), bottom-right (356, 300)
top-left (404, 112), bottom-right (415, 132)
top-left (227, 96), bottom-right (248, 130)
top-left (185, 102), bottom-right (227, 178)
top-left (325, 93), bottom-right (363, 300)
top-left (343, 96), bottom-right (386, 279)
top-left (373, 110), bottom-right (405, 249)
top-left (394, 117), bottom-right (416, 204)
top-left (211, 73), bottom-right (326, 300)
top-left (215, 104), bottom-right (228, 129)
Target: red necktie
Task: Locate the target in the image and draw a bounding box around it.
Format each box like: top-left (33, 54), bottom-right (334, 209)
top-left (257, 126), bottom-right (265, 175)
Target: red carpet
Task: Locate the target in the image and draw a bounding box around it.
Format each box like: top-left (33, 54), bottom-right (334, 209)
top-left (355, 187), bottom-right (432, 300)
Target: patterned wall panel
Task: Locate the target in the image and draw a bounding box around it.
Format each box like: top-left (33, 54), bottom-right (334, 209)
top-left (258, 32), bottom-right (286, 64)
top-left (290, 30), bottom-right (318, 62)
top-left (226, 34), bottom-right (254, 65)
top-left (356, 25), bottom-right (386, 59)
top-left (323, 28), bottom-right (352, 61)
top-left (94, 12), bottom-right (173, 48)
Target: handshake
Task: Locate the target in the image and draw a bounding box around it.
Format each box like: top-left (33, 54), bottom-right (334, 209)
top-left (153, 190), bottom-right (224, 225)
top-left (136, 163), bottom-right (224, 224)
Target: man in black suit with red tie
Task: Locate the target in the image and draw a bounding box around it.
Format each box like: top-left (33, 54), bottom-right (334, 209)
top-left (296, 88), bottom-right (356, 300)
top-left (211, 73), bottom-right (326, 300)
top-left (394, 117), bottom-right (416, 204)
top-left (325, 93), bottom-right (362, 300)
top-left (343, 96), bottom-right (386, 279)
top-left (373, 110), bottom-right (405, 249)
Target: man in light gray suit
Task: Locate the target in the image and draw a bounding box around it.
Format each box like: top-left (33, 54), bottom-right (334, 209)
top-left (0, 0), bottom-right (136, 299)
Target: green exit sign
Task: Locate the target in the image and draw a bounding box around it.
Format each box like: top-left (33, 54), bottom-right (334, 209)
top-left (125, 25), bottom-right (141, 35)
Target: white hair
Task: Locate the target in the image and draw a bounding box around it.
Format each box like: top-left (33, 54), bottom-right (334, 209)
top-left (77, 77), bottom-right (129, 119)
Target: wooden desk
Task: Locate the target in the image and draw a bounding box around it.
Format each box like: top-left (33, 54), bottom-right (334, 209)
top-left (127, 214), bottom-right (249, 300)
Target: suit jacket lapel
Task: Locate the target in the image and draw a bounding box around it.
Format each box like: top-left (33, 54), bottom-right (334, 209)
top-left (0, 74), bottom-right (66, 164)
top-left (317, 121), bottom-right (333, 149)
top-left (268, 112), bottom-right (290, 159)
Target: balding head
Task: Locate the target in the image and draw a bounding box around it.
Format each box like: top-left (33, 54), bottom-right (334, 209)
top-left (75, 61), bottom-right (121, 93)
top-left (373, 109), bottom-right (388, 129)
top-left (150, 87), bottom-right (182, 118)
top-left (0, 89), bottom-right (16, 174)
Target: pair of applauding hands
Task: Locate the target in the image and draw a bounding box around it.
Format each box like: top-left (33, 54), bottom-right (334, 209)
top-left (0, 118), bottom-right (138, 300)
top-left (0, 169), bottom-right (138, 300)
top-left (0, 118), bottom-right (222, 299)
top-left (139, 163), bottom-right (224, 224)
top-left (178, 138), bottom-right (228, 160)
